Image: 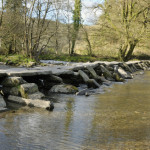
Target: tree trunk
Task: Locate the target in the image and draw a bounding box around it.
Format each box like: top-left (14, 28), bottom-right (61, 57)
top-left (55, 39), bottom-right (58, 54)
top-left (71, 41), bottom-right (75, 55)
top-left (8, 43), bottom-right (13, 54)
top-left (82, 25), bottom-right (92, 56)
top-left (68, 39), bottom-right (71, 55)
top-left (71, 35), bottom-right (76, 55)
top-left (86, 36), bottom-right (92, 56)
top-left (71, 0), bottom-right (81, 55)
top-left (125, 40), bottom-right (138, 61)
top-left (118, 43), bottom-right (128, 61)
top-left (14, 35), bottom-right (17, 53)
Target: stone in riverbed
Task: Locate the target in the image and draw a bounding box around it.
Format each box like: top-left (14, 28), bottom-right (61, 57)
top-left (121, 63), bottom-right (133, 73)
top-left (28, 92), bottom-right (45, 99)
top-left (50, 84), bottom-right (78, 94)
top-left (113, 72), bottom-right (124, 82)
top-left (141, 63), bottom-right (149, 70)
top-left (87, 79), bottom-right (101, 88)
top-left (86, 66), bottom-right (99, 79)
top-left (100, 65), bottom-right (115, 81)
top-left (78, 70), bottom-right (100, 88)
top-left (7, 95), bottom-right (52, 110)
top-left (19, 83), bottom-right (44, 99)
top-left (78, 70), bottom-right (89, 82)
top-left (138, 63), bottom-right (145, 70)
top-left (0, 108), bottom-right (8, 112)
top-left (135, 63), bottom-right (143, 70)
top-left (43, 75), bottom-right (63, 89)
top-left (131, 64), bottom-right (138, 71)
top-left (86, 66), bottom-right (111, 85)
top-left (45, 75), bottom-right (63, 83)
top-left (2, 77), bottom-right (27, 87)
top-left (76, 89), bottom-right (89, 96)
top-left (144, 61), bottom-right (150, 67)
top-left (114, 65), bottom-right (133, 79)
top-left (3, 86), bottom-right (20, 96)
top-left (0, 95), bottom-right (6, 108)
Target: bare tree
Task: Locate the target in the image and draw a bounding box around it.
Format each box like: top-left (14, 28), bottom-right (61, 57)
top-left (61, 0), bottom-right (73, 54)
top-left (51, 0), bottom-right (63, 54)
top-left (23, 0), bottom-right (56, 61)
top-left (81, 25), bottom-right (92, 56)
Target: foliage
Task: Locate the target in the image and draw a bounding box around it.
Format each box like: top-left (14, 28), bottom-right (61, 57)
top-left (0, 55), bottom-right (35, 66)
top-left (39, 53), bottom-right (118, 62)
top-left (97, 0), bottom-right (150, 61)
top-left (1, 0), bottom-right (24, 54)
top-left (71, 0), bottom-right (82, 55)
top-left (0, 0), bottom-right (149, 63)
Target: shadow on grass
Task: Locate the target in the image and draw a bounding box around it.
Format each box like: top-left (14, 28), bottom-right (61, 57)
top-left (132, 53), bottom-right (150, 60)
top-left (39, 53), bottom-right (118, 62)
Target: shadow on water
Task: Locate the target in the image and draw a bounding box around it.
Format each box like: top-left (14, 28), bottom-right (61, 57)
top-left (1, 72), bottom-right (150, 149)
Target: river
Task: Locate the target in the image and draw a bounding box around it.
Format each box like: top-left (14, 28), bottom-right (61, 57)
top-left (0, 71), bottom-right (150, 150)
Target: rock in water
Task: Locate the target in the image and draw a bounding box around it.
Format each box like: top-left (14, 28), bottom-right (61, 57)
top-left (114, 65), bottom-right (133, 79)
top-left (8, 95), bottom-right (51, 110)
top-left (76, 89), bottom-right (89, 95)
top-left (19, 83), bottom-right (44, 99)
top-left (45, 75), bottom-right (63, 83)
top-left (100, 65), bottom-right (114, 81)
top-left (118, 67), bottom-right (133, 79)
top-left (122, 62), bottom-right (133, 73)
top-left (85, 92), bottom-right (90, 96)
top-left (3, 87), bottom-right (20, 96)
top-left (0, 95), bottom-right (6, 108)
top-left (28, 92), bottom-right (45, 99)
top-left (47, 102), bottom-right (54, 111)
top-left (2, 77), bottom-right (26, 87)
top-left (78, 70), bottom-right (100, 88)
top-left (50, 84), bottom-right (78, 94)
top-left (86, 66), bottom-right (112, 86)
top-left (113, 73), bottom-right (124, 82)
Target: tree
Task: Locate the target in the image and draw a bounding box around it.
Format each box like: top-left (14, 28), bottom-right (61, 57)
top-left (1, 0), bottom-right (24, 54)
top-left (71, 0), bottom-right (81, 55)
top-left (0, 0), bottom-right (4, 27)
top-left (81, 25), bottom-right (92, 56)
top-left (51, 0), bottom-right (63, 54)
top-left (99, 0), bottom-right (150, 61)
top-left (61, 0), bottom-right (72, 54)
top-left (23, 0), bottom-right (56, 61)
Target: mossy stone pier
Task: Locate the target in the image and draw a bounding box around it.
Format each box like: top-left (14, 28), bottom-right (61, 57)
top-left (0, 60), bottom-right (150, 111)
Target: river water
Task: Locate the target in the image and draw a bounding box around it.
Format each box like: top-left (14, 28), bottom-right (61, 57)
top-left (0, 71), bottom-right (150, 150)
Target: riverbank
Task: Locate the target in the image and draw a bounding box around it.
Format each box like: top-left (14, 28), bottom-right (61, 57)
top-left (0, 54), bottom-right (146, 67)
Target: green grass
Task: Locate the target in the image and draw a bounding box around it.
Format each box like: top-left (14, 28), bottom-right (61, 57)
top-left (39, 54), bottom-right (118, 62)
top-left (0, 55), bottom-right (35, 66)
top-left (1, 52), bottom-right (149, 67)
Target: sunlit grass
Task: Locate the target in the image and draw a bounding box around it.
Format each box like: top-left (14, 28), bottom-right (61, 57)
top-left (0, 54), bottom-right (35, 66)
top-left (39, 53), bottom-right (118, 62)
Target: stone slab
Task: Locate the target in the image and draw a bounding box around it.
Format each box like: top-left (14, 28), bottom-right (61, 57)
top-left (8, 95), bottom-right (51, 110)
top-left (0, 60), bottom-right (148, 78)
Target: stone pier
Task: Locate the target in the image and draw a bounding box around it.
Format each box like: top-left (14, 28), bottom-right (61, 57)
top-left (0, 60), bottom-right (149, 111)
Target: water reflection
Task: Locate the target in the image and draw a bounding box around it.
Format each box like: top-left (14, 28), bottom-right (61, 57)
top-left (1, 72), bottom-right (150, 149)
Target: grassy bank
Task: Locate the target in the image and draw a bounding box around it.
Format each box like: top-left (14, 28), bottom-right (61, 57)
top-left (39, 54), bottom-right (118, 62)
top-left (0, 52), bottom-right (149, 66)
top-left (0, 54), bottom-right (118, 66)
top-left (0, 55), bottom-right (35, 66)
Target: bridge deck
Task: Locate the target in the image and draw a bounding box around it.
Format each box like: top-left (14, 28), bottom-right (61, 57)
top-left (0, 61), bottom-right (142, 77)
